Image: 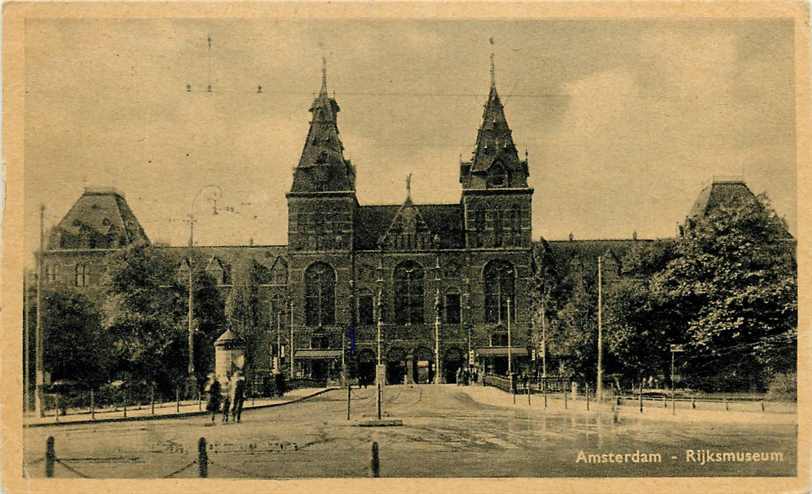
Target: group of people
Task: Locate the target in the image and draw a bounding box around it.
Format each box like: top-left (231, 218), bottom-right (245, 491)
top-left (205, 371), bottom-right (246, 424)
top-left (455, 367), bottom-right (478, 386)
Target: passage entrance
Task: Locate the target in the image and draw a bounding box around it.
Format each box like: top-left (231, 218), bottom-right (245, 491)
top-left (387, 347), bottom-right (407, 384)
top-left (412, 347), bottom-right (434, 384)
top-left (444, 347), bottom-right (464, 383)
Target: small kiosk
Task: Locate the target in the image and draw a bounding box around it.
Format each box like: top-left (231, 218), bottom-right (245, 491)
top-left (214, 328), bottom-right (245, 382)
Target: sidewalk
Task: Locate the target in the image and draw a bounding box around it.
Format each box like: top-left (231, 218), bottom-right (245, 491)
top-left (461, 385), bottom-right (798, 425)
top-left (24, 387), bottom-right (336, 428)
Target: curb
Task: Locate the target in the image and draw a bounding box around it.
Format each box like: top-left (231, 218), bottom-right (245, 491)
top-left (24, 388), bottom-right (338, 429)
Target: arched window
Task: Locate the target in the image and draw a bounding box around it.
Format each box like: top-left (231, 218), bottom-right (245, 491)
top-left (357, 288), bottom-right (375, 325)
top-left (484, 260), bottom-right (515, 323)
top-left (271, 258), bottom-right (288, 285)
top-left (74, 263), bottom-right (89, 287)
top-left (445, 287), bottom-right (461, 324)
top-left (205, 258), bottom-right (230, 286)
top-left (487, 162), bottom-right (508, 188)
top-left (394, 261), bottom-right (424, 325)
top-left (305, 262), bottom-right (336, 327)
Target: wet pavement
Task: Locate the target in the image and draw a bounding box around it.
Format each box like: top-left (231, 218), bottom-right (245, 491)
top-left (23, 384), bottom-right (797, 478)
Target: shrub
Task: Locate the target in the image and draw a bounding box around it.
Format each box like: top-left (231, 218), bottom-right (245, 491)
top-left (766, 372), bottom-right (796, 401)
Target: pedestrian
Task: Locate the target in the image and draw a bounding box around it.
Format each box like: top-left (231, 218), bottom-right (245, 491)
top-left (205, 373), bottom-right (221, 424)
top-left (231, 372), bottom-right (246, 423)
top-left (221, 374), bottom-right (232, 423)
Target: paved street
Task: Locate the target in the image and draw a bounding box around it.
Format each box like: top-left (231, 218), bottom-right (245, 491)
top-left (23, 385), bottom-right (797, 478)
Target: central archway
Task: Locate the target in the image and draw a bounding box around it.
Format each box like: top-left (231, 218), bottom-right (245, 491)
top-left (413, 346), bottom-right (435, 384)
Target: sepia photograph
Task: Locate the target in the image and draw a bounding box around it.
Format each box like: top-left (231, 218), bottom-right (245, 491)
top-left (2, 2), bottom-right (808, 491)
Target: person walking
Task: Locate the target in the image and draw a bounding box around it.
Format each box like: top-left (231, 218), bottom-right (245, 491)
top-left (221, 374), bottom-right (232, 423)
top-left (231, 372), bottom-right (246, 423)
top-left (205, 374), bottom-right (222, 424)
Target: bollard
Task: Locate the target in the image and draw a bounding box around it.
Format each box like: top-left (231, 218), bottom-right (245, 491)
top-left (347, 381), bottom-right (351, 421)
top-left (45, 436), bottom-right (55, 478)
top-left (198, 391), bottom-right (202, 412)
top-left (543, 381), bottom-right (548, 409)
top-left (151, 385), bottom-right (155, 416)
top-left (55, 396), bottom-right (60, 423)
top-left (586, 384), bottom-right (590, 411)
top-left (663, 396), bottom-right (667, 408)
top-left (176, 387), bottom-right (180, 413)
top-left (90, 389), bottom-right (95, 421)
top-left (564, 386), bottom-right (568, 409)
top-left (527, 382), bottom-right (531, 406)
top-left (123, 400), bottom-right (127, 418)
top-left (370, 441), bottom-right (380, 478)
top-left (761, 400), bottom-right (765, 413)
top-left (691, 397), bottom-right (696, 409)
top-left (198, 437), bottom-right (208, 478)
top-left (639, 390), bottom-right (643, 414)
top-left (724, 397), bottom-right (728, 411)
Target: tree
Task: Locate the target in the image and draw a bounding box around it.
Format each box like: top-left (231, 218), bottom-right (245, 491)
top-left (43, 288), bottom-right (112, 388)
top-left (103, 245), bottom-right (187, 393)
top-left (550, 260), bottom-right (598, 382)
top-left (103, 245), bottom-right (228, 394)
top-left (225, 261), bottom-right (264, 375)
top-left (652, 194), bottom-right (796, 390)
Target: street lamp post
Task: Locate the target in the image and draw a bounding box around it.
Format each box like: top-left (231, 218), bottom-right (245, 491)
top-left (597, 255), bottom-right (604, 403)
top-left (463, 276), bottom-right (471, 375)
top-left (507, 297), bottom-right (513, 398)
top-left (433, 257), bottom-right (442, 384)
top-left (670, 344), bottom-right (685, 415)
top-left (35, 204), bottom-right (46, 417)
top-left (375, 258), bottom-right (384, 420)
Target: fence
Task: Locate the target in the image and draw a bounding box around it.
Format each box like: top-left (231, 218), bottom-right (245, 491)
top-left (36, 436), bottom-right (384, 479)
top-left (481, 374), bottom-right (796, 414)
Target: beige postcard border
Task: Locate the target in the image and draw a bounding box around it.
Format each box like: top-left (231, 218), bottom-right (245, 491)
top-left (2, 2), bottom-right (810, 493)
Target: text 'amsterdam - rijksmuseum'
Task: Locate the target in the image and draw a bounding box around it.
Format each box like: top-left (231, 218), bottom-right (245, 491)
top-left (37, 63), bottom-right (771, 386)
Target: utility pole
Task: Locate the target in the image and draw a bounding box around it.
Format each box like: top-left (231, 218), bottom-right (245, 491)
top-left (23, 267), bottom-right (29, 412)
top-left (433, 257), bottom-right (442, 384)
top-left (597, 256), bottom-right (604, 403)
top-left (289, 300), bottom-right (295, 380)
top-left (186, 252), bottom-right (196, 397)
top-left (35, 204), bottom-right (45, 418)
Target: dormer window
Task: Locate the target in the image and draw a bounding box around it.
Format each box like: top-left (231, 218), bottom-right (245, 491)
top-left (488, 162), bottom-right (508, 188)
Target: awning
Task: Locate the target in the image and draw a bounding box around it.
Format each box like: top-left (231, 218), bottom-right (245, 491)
top-left (294, 349), bottom-right (343, 360)
top-left (476, 347), bottom-right (529, 357)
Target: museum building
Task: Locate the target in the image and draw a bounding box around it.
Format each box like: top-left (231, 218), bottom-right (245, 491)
top-left (35, 64), bottom-right (778, 386)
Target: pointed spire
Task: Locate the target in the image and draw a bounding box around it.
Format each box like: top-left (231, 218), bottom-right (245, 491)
top-left (320, 56), bottom-right (328, 95)
top-left (406, 173), bottom-right (412, 200)
top-left (490, 51), bottom-right (496, 88)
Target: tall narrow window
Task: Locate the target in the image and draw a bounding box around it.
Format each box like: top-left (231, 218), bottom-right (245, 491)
top-left (445, 288), bottom-right (461, 324)
top-left (270, 294), bottom-right (286, 332)
top-left (474, 209), bottom-right (485, 248)
top-left (394, 261), bottom-right (424, 325)
top-left (511, 206), bottom-right (522, 246)
top-left (271, 258), bottom-right (288, 285)
top-left (493, 209), bottom-right (503, 247)
top-left (74, 264), bottom-right (89, 287)
top-left (305, 262), bottom-right (336, 327)
top-left (357, 289), bottom-right (375, 325)
top-left (484, 260), bottom-right (515, 323)
top-left (45, 264), bottom-right (60, 284)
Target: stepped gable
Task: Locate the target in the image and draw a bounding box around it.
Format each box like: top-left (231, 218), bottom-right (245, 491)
top-left (48, 187), bottom-right (150, 250)
top-left (354, 202), bottom-right (464, 250)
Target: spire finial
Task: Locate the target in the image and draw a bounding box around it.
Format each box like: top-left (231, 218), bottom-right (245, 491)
top-left (406, 173), bottom-right (412, 199)
top-left (489, 37), bottom-right (496, 88)
top-left (321, 56), bottom-right (328, 94)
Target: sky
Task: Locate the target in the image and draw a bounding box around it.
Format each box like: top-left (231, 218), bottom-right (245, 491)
top-left (23, 18), bottom-right (797, 256)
